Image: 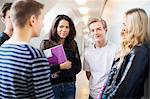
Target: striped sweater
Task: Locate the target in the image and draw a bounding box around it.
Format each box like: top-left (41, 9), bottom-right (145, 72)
top-left (0, 43), bottom-right (54, 99)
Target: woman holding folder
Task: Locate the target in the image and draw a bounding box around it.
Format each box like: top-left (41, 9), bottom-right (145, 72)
top-left (40, 14), bottom-right (81, 99)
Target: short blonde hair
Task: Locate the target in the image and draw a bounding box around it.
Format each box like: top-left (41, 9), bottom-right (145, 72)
top-left (87, 17), bottom-right (107, 30)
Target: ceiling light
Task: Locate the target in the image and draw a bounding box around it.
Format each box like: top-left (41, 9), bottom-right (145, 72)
top-left (78, 7), bottom-right (89, 15)
top-left (74, 0), bottom-right (87, 5)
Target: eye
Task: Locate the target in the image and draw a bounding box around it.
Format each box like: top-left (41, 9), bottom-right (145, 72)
top-left (59, 25), bottom-right (64, 28)
top-left (90, 29), bottom-right (94, 32)
top-left (8, 16), bottom-right (11, 18)
top-left (66, 26), bottom-right (69, 28)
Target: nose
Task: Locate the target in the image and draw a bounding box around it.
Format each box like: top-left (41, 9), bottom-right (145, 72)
top-left (62, 27), bottom-right (66, 31)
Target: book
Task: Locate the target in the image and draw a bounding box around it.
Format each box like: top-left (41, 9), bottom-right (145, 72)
top-left (44, 44), bottom-right (67, 64)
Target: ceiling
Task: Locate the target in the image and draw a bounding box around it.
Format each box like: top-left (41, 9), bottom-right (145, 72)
top-left (37, 0), bottom-right (107, 34)
top-left (0, 0), bottom-right (149, 37)
top-left (38, 0), bottom-right (149, 35)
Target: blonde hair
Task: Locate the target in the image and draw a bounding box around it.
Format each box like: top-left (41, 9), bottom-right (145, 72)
top-left (117, 8), bottom-right (149, 58)
top-left (87, 17), bottom-right (107, 30)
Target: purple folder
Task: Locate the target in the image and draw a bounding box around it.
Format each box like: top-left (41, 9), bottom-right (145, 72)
top-left (47, 44), bottom-right (67, 64)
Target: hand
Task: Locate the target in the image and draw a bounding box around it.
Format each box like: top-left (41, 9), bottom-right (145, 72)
top-left (60, 60), bottom-right (72, 69)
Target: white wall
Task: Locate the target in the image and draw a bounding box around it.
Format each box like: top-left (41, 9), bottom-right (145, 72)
top-left (102, 0), bottom-right (150, 47)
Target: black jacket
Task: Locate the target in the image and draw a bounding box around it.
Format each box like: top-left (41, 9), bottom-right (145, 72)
top-left (0, 32), bottom-right (10, 46)
top-left (40, 40), bottom-right (81, 84)
top-left (102, 43), bottom-right (149, 98)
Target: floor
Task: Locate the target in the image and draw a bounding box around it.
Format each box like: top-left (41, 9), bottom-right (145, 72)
top-left (76, 70), bottom-right (89, 99)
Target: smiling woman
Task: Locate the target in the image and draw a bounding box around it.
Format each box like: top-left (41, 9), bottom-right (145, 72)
top-left (57, 19), bottom-right (70, 39)
top-left (40, 14), bottom-right (82, 99)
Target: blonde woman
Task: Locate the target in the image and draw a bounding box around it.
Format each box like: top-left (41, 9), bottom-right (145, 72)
top-left (98, 8), bottom-right (149, 98)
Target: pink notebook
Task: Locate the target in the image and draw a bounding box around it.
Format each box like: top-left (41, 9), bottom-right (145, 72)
top-left (44, 44), bottom-right (67, 64)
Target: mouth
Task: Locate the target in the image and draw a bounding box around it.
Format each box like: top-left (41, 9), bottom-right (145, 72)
top-left (61, 32), bottom-right (67, 35)
top-left (94, 35), bottom-right (101, 38)
top-left (61, 33), bottom-right (66, 36)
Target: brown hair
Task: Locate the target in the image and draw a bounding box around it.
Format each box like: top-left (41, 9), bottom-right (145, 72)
top-left (88, 17), bottom-right (107, 30)
top-left (49, 14), bottom-right (76, 45)
top-left (0, 2), bottom-right (12, 18)
top-left (11, 0), bottom-right (44, 28)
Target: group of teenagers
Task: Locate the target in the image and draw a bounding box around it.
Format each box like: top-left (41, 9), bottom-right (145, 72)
top-left (0, 0), bottom-right (149, 99)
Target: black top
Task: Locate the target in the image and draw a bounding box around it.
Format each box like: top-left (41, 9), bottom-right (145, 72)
top-left (141, 42), bottom-right (150, 98)
top-left (40, 40), bottom-right (82, 85)
top-left (102, 43), bottom-right (149, 98)
top-left (0, 32), bottom-right (10, 46)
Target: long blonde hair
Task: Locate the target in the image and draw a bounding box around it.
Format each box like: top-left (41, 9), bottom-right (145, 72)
top-left (117, 8), bottom-right (149, 58)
